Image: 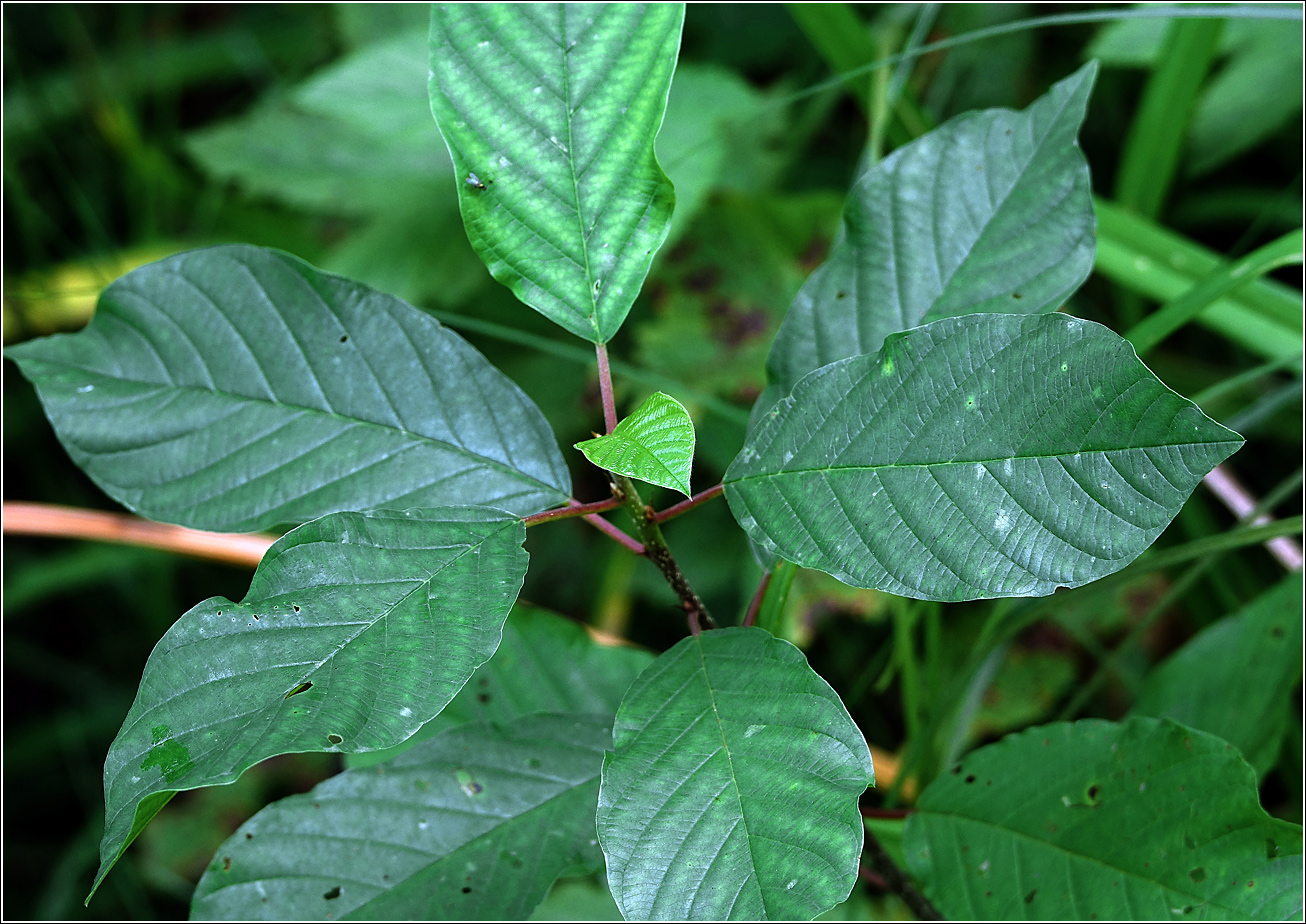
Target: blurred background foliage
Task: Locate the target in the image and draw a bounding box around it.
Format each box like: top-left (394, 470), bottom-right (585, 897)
top-left (3, 4), bottom-right (1301, 919)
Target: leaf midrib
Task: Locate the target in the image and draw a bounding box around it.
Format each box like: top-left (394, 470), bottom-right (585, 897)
top-left (556, 4), bottom-right (602, 341)
top-left (43, 361), bottom-right (564, 498)
top-left (725, 441), bottom-right (1239, 484)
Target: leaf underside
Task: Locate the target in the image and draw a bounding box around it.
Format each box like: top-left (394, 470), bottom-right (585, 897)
top-left (597, 627), bottom-right (874, 920)
top-left (428, 3), bottom-right (683, 342)
top-left (904, 717), bottom-right (1304, 920)
top-left (6, 245), bottom-right (570, 532)
top-left (726, 313), bottom-right (1243, 601)
top-left (576, 391), bottom-right (696, 495)
top-left (765, 60), bottom-right (1098, 402)
top-left (91, 507), bottom-right (528, 899)
top-left (192, 715), bottom-right (612, 921)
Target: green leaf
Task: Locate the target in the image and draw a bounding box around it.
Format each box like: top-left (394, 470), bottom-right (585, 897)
top-left (428, 3), bottom-right (683, 342)
top-left (575, 391), bottom-right (696, 495)
top-left (5, 245), bottom-right (570, 531)
top-left (192, 714), bottom-right (611, 921)
top-left (766, 61), bottom-right (1097, 397)
top-left (726, 313), bottom-right (1244, 602)
top-left (1132, 574), bottom-right (1304, 775)
top-left (903, 717), bottom-right (1304, 920)
top-left (597, 626), bottom-right (874, 920)
top-left (91, 506), bottom-right (528, 900)
top-left (346, 603), bottom-right (654, 769)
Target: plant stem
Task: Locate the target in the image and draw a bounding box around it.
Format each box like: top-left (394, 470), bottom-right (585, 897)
top-left (614, 474), bottom-right (716, 632)
top-left (596, 341), bottom-right (617, 434)
top-left (863, 828), bottom-right (941, 920)
top-left (742, 569), bottom-right (772, 628)
top-left (653, 483), bottom-right (724, 523)
top-left (2, 501), bottom-right (274, 568)
top-left (582, 513), bottom-right (646, 556)
top-left (521, 497), bottom-right (624, 527)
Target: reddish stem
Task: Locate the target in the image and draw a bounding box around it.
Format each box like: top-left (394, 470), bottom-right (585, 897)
top-left (742, 569), bottom-right (772, 628)
top-left (596, 341), bottom-right (617, 434)
top-left (860, 806), bottom-right (912, 819)
top-left (653, 483), bottom-right (725, 524)
top-left (582, 513), bottom-right (645, 555)
top-left (522, 497), bottom-right (624, 527)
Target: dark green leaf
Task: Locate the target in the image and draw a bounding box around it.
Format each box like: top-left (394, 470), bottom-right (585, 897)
top-left (428, 4), bottom-right (682, 342)
top-left (91, 507), bottom-right (528, 898)
top-left (1132, 574), bottom-right (1304, 775)
top-left (904, 717), bottom-right (1304, 920)
top-left (346, 603), bottom-right (654, 769)
top-left (726, 313), bottom-right (1243, 601)
top-left (576, 391), bottom-right (696, 495)
top-left (192, 714), bottom-right (611, 921)
top-left (597, 627), bottom-right (874, 920)
top-left (767, 61), bottom-right (1097, 396)
top-left (6, 245), bottom-right (570, 531)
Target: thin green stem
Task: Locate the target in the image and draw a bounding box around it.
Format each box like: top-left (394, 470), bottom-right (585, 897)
top-left (1191, 353), bottom-right (1303, 409)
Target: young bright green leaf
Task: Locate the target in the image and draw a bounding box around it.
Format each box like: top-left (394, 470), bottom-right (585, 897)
top-left (428, 4), bottom-right (683, 343)
top-left (903, 717), bottom-right (1304, 920)
top-left (191, 714), bottom-right (610, 921)
top-left (5, 246), bottom-right (570, 531)
top-left (725, 313), bottom-right (1244, 602)
top-left (767, 61), bottom-right (1097, 396)
top-left (575, 391), bottom-right (696, 495)
top-left (1132, 574), bottom-right (1304, 775)
top-left (597, 627), bottom-right (875, 920)
top-left (346, 603), bottom-right (654, 769)
top-left (91, 507), bottom-right (528, 900)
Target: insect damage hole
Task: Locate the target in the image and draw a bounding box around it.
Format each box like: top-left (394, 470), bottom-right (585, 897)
top-left (327, 733), bottom-right (344, 745)
top-left (323, 886), bottom-right (342, 900)
top-left (285, 681), bottom-right (312, 699)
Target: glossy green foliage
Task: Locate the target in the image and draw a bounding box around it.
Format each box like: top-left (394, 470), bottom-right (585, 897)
top-left (347, 604), bottom-right (654, 769)
top-left (576, 392), bottom-right (696, 495)
top-left (428, 4), bottom-right (682, 342)
top-left (1132, 574), bottom-right (1304, 775)
top-left (904, 718), bottom-right (1304, 919)
top-left (726, 314), bottom-right (1243, 601)
top-left (765, 61), bottom-right (1097, 399)
top-left (192, 714), bottom-right (611, 920)
top-left (597, 627), bottom-right (875, 920)
top-left (5, 246), bottom-right (570, 531)
top-left (92, 507), bottom-right (528, 898)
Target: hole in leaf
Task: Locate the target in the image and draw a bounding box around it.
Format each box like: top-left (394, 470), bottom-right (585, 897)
top-left (244, 832), bottom-right (253, 840)
top-left (1024, 889), bottom-right (1036, 904)
top-left (462, 887), bottom-right (472, 894)
top-left (285, 682), bottom-right (313, 699)
top-left (1189, 868), bottom-right (1206, 883)
top-left (1086, 784), bottom-right (1101, 804)
top-left (252, 614), bottom-right (259, 620)
top-left (835, 291), bottom-right (847, 300)
top-left (951, 766), bottom-right (963, 775)
top-left (327, 733), bottom-right (343, 745)
top-left (964, 774), bottom-right (976, 784)
top-left (293, 604), bottom-right (300, 613)
top-left (222, 857), bottom-right (232, 871)
top-left (324, 887), bottom-right (341, 900)
top-left (478, 693), bottom-right (490, 704)
top-left (339, 335), bottom-right (348, 343)
top-left (1012, 292), bottom-right (1023, 299)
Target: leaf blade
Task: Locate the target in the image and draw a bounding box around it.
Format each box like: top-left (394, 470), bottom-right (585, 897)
top-left (91, 506), bottom-right (528, 898)
top-left (5, 245), bottom-right (570, 531)
top-left (428, 3), bottom-right (683, 342)
top-left (597, 627), bottom-right (874, 920)
top-left (903, 717), bottom-right (1304, 920)
top-left (191, 714), bottom-right (612, 922)
top-left (727, 314), bottom-right (1244, 601)
top-left (576, 391), bottom-right (696, 495)
top-left (767, 60), bottom-right (1098, 396)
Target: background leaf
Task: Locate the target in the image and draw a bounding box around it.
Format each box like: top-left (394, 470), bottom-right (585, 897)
top-left (597, 626), bottom-right (874, 920)
top-left (1132, 573), bottom-right (1304, 776)
top-left (6, 245), bottom-right (571, 531)
top-left (92, 507), bottom-right (528, 898)
top-left (765, 60), bottom-right (1098, 399)
top-left (576, 391), bottom-right (696, 495)
top-left (191, 714), bottom-right (612, 921)
top-left (726, 313), bottom-right (1244, 601)
top-left (428, 3), bottom-right (683, 342)
top-left (346, 603), bottom-right (654, 769)
top-left (903, 717), bottom-right (1304, 920)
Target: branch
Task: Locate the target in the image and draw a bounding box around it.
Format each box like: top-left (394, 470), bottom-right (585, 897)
top-left (2, 501), bottom-right (274, 568)
top-left (614, 475), bottom-right (716, 631)
top-left (1203, 463), bottom-right (1303, 571)
top-left (742, 569), bottom-right (771, 628)
top-left (582, 512), bottom-right (646, 556)
top-left (522, 497), bottom-right (624, 527)
top-left (652, 483), bottom-right (724, 524)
